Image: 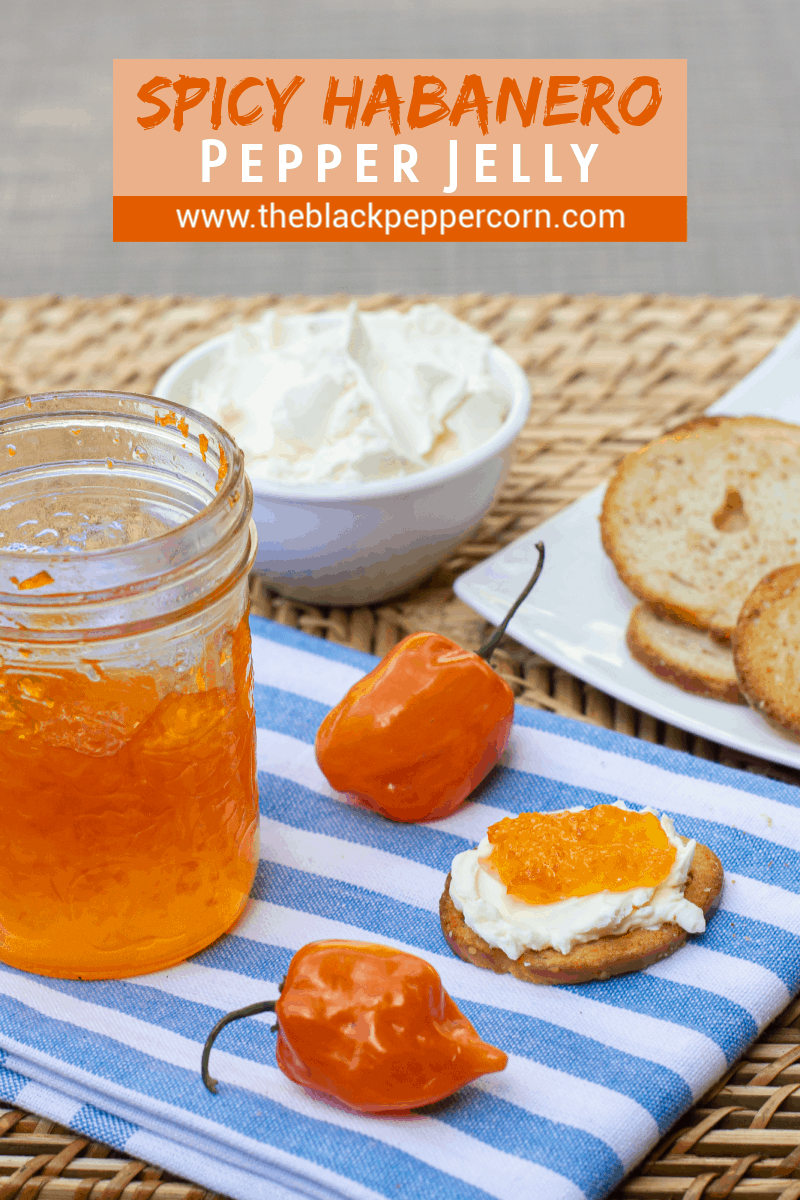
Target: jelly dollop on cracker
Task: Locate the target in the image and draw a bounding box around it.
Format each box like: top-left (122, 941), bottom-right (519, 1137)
top-left (487, 805), bottom-right (676, 906)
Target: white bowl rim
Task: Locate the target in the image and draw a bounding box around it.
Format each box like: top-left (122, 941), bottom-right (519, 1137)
top-left (154, 319), bottom-right (531, 504)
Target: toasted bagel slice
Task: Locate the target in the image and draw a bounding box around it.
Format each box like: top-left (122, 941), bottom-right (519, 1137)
top-left (600, 416), bottom-right (800, 642)
top-left (439, 842), bottom-right (723, 985)
top-left (734, 562), bottom-right (800, 739)
top-left (627, 603), bottom-right (743, 704)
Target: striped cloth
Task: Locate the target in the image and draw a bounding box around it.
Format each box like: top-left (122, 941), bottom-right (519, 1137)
top-left (2, 615), bottom-right (800, 1200)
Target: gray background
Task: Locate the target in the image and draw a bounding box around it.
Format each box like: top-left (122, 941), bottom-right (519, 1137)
top-left (2, 0), bottom-right (798, 298)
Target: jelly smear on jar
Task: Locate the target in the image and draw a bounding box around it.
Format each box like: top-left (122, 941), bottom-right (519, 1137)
top-left (0, 617), bottom-right (259, 980)
top-left (487, 805), bottom-right (676, 906)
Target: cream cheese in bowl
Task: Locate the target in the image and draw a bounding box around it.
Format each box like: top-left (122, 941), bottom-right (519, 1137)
top-left (185, 304), bottom-right (512, 487)
top-left (156, 304), bottom-right (530, 605)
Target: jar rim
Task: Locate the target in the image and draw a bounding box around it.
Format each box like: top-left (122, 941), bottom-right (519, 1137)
top-left (0, 390), bottom-right (252, 618)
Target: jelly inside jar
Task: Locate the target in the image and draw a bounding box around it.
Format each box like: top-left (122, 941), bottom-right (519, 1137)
top-left (0, 614), bottom-right (259, 980)
top-left (486, 806), bottom-right (676, 906)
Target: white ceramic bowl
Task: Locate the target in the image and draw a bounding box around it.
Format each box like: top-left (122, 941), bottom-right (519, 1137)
top-left (155, 327), bottom-right (531, 606)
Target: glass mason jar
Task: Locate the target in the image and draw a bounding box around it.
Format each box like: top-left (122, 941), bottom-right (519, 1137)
top-left (0, 391), bottom-right (259, 979)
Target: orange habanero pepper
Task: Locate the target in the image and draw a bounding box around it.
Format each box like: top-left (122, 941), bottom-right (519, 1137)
top-left (315, 544), bottom-right (545, 823)
top-left (201, 940), bottom-right (507, 1112)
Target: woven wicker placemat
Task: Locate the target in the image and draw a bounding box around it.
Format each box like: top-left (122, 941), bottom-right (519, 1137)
top-left (2, 291), bottom-right (800, 1200)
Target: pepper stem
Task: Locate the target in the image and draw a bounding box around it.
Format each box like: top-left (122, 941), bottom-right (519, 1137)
top-left (477, 542), bottom-right (545, 662)
top-left (201, 1000), bottom-right (277, 1094)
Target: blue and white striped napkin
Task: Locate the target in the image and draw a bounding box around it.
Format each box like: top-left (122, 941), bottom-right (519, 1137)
top-left (2, 614), bottom-right (800, 1200)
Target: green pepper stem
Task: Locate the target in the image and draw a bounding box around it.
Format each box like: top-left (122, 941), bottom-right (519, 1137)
top-left (201, 1000), bottom-right (277, 1093)
top-left (477, 542), bottom-right (545, 662)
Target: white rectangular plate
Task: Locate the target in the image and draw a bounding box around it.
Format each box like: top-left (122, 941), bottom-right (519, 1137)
top-left (455, 318), bottom-right (800, 769)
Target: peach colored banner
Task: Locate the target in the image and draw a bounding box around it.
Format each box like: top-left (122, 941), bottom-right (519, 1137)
top-left (113, 195), bottom-right (686, 242)
top-left (113, 59), bottom-right (686, 240)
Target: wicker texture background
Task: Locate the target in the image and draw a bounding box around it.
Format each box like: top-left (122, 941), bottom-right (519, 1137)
top-left (0, 1109), bottom-right (215, 1198)
top-left (2, 292), bottom-right (800, 1200)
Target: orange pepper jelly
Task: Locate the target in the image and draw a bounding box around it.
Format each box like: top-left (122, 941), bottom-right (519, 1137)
top-left (0, 616), bottom-right (259, 979)
top-left (487, 806), bottom-right (676, 906)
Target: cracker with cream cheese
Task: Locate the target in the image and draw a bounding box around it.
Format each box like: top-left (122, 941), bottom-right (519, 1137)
top-left (440, 809), bottom-right (723, 985)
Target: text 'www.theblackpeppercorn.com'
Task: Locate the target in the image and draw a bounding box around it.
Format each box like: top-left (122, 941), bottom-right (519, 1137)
top-left (175, 199), bottom-right (625, 235)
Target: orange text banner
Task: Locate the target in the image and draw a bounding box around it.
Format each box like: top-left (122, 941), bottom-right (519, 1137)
top-left (113, 59), bottom-right (686, 242)
top-left (113, 195), bottom-right (686, 242)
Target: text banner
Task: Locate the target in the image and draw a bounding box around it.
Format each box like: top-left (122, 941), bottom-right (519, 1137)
top-left (113, 59), bottom-right (687, 242)
top-left (113, 195), bottom-right (686, 241)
